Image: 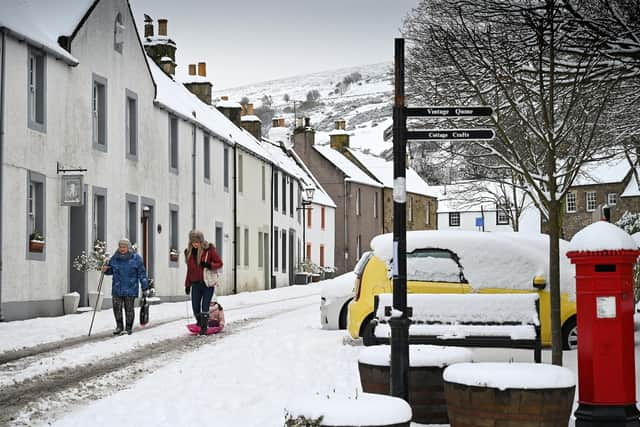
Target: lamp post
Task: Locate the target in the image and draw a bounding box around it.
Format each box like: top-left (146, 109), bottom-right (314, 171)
top-left (297, 187), bottom-right (315, 277)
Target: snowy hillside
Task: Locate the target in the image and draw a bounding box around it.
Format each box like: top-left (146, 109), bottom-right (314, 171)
top-left (212, 62), bottom-right (394, 155)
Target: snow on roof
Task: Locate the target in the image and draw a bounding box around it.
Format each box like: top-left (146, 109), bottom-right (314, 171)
top-left (149, 61), bottom-right (271, 160)
top-left (573, 158), bottom-right (630, 186)
top-left (241, 115), bottom-right (261, 122)
top-left (268, 127), bottom-right (291, 146)
top-left (621, 169), bottom-right (640, 197)
top-left (568, 221), bottom-right (638, 252)
top-left (359, 344), bottom-right (473, 368)
top-left (348, 149), bottom-right (435, 197)
top-left (215, 99), bottom-right (242, 109)
top-left (143, 35), bottom-right (176, 47)
top-left (370, 230), bottom-right (576, 298)
top-left (286, 147), bottom-right (336, 208)
top-left (444, 362), bottom-right (576, 390)
top-left (263, 139), bottom-right (335, 208)
top-left (328, 129), bottom-right (350, 136)
top-left (313, 145), bottom-right (383, 188)
top-left (426, 181), bottom-right (522, 213)
top-left (182, 75), bottom-right (212, 85)
top-left (0, 0), bottom-right (96, 64)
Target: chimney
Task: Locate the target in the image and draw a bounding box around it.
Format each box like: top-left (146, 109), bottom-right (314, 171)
top-left (184, 61), bottom-right (212, 105)
top-left (197, 62), bottom-right (206, 77)
top-left (241, 101), bottom-right (261, 140)
top-left (329, 119), bottom-right (350, 151)
top-left (158, 19), bottom-right (168, 36)
top-left (143, 16), bottom-right (177, 76)
top-left (216, 96), bottom-right (242, 127)
top-left (144, 15), bottom-right (153, 37)
top-left (272, 117), bottom-right (285, 128)
top-left (292, 117), bottom-right (315, 159)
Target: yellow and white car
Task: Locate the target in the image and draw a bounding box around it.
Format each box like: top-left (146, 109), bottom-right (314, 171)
top-left (347, 231), bottom-right (577, 349)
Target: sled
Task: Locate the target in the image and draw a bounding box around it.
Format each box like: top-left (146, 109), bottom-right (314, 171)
top-left (186, 323), bottom-right (223, 335)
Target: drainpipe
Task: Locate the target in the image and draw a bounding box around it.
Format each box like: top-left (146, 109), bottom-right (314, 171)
top-left (270, 167), bottom-right (274, 290)
top-left (191, 125), bottom-right (196, 229)
top-left (0, 30), bottom-right (6, 321)
top-left (232, 145), bottom-right (237, 294)
top-left (344, 180), bottom-right (349, 274)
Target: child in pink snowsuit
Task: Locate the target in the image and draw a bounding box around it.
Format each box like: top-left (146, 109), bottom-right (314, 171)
top-left (207, 298), bottom-right (225, 333)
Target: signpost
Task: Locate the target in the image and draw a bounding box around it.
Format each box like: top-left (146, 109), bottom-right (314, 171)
top-left (391, 37), bottom-right (494, 401)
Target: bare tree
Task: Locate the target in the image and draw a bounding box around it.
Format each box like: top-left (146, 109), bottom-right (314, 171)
top-left (403, 0), bottom-right (626, 365)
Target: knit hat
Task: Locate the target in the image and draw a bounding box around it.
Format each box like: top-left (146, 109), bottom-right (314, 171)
top-left (118, 238), bottom-right (131, 248)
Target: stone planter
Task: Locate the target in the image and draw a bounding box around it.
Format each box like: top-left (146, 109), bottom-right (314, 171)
top-left (444, 362), bottom-right (576, 427)
top-left (88, 291), bottom-right (104, 311)
top-left (63, 292), bottom-right (80, 314)
top-left (29, 240), bottom-right (45, 253)
top-left (358, 345), bottom-right (473, 425)
top-left (285, 392), bottom-right (411, 427)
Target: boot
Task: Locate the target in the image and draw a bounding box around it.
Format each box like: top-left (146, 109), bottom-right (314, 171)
top-left (113, 322), bottom-right (124, 335)
top-left (199, 312), bottom-right (209, 335)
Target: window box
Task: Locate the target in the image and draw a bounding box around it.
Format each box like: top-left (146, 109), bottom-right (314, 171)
top-left (29, 231), bottom-right (45, 253)
top-left (169, 249), bottom-right (179, 262)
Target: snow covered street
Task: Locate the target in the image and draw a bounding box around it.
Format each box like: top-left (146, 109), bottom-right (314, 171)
top-left (0, 282), bottom-right (639, 426)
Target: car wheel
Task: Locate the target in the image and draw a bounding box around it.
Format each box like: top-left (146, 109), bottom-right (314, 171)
top-left (358, 313), bottom-right (375, 338)
top-left (562, 317), bottom-right (577, 350)
top-left (338, 299), bottom-right (352, 330)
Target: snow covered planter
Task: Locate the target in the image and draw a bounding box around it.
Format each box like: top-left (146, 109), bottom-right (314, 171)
top-left (358, 344), bottom-right (472, 424)
top-left (63, 292), bottom-right (80, 314)
top-left (443, 362), bottom-right (576, 426)
top-left (284, 393), bottom-right (411, 427)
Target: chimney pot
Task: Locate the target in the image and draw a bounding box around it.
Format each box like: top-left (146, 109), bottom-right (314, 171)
top-left (247, 103), bottom-right (254, 115)
top-left (304, 117), bottom-right (311, 127)
top-left (221, 95), bottom-right (229, 101)
top-left (144, 15), bottom-right (154, 37)
top-left (197, 62), bottom-right (206, 77)
top-left (335, 119), bottom-right (346, 130)
top-left (158, 19), bottom-right (168, 36)
top-left (188, 64), bottom-right (196, 75)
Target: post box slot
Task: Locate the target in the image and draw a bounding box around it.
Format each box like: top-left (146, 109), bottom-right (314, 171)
top-left (594, 264), bottom-right (616, 273)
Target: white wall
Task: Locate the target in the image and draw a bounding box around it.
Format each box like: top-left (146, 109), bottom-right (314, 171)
top-left (305, 203), bottom-right (336, 271)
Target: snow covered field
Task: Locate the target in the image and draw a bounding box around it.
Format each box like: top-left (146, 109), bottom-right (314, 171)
top-left (0, 281), bottom-right (638, 427)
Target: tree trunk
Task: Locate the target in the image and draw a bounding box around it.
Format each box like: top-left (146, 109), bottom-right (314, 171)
top-left (548, 200), bottom-right (563, 366)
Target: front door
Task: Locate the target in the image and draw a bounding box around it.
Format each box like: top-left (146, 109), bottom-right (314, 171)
top-left (69, 187), bottom-right (88, 306)
top-left (140, 201), bottom-right (155, 280)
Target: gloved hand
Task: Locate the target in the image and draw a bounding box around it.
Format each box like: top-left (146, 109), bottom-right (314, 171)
top-left (200, 261), bottom-right (209, 268)
top-left (185, 286), bottom-right (191, 295)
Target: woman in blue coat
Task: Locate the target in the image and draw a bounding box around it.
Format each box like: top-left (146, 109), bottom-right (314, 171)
top-left (102, 238), bottom-right (149, 335)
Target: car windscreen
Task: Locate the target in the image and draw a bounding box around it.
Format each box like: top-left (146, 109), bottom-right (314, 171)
top-left (406, 248), bottom-right (463, 283)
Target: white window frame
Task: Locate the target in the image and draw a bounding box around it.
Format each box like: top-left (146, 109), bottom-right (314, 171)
top-left (27, 47), bottom-right (46, 132)
top-left (496, 206), bottom-right (510, 225)
top-left (125, 90), bottom-right (137, 160)
top-left (169, 115), bottom-right (178, 173)
top-left (607, 193), bottom-right (617, 206)
top-left (566, 192), bottom-right (576, 213)
top-left (449, 212), bottom-right (460, 227)
top-left (425, 200), bottom-right (430, 225)
top-left (373, 192), bottom-right (378, 218)
top-left (586, 191), bottom-right (597, 212)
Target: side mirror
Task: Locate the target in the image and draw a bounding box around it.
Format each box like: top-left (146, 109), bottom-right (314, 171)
top-left (533, 276), bottom-right (546, 290)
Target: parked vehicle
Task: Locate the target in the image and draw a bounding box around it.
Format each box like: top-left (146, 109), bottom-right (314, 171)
top-left (347, 231), bottom-right (578, 349)
top-left (320, 271), bottom-right (357, 330)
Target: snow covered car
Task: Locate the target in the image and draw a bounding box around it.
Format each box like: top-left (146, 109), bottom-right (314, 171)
top-left (320, 271), bottom-right (356, 330)
top-left (347, 231), bottom-right (578, 349)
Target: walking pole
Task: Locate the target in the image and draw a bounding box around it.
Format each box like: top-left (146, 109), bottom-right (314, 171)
top-left (88, 260), bottom-right (107, 337)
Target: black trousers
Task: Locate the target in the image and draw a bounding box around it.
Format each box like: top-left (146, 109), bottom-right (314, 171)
top-left (113, 295), bottom-right (136, 330)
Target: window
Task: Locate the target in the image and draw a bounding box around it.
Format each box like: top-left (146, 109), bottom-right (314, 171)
top-left (261, 165), bottom-right (266, 201)
top-left (282, 175), bottom-right (287, 213)
top-left (321, 207), bottom-right (325, 230)
top-left (282, 229), bottom-right (287, 273)
top-left (425, 200), bottom-right (430, 225)
top-left (566, 192), bottom-right (576, 213)
top-left (408, 197), bottom-right (413, 222)
top-left (215, 224), bottom-right (223, 259)
top-left (356, 235), bottom-right (361, 260)
top-left (373, 193), bottom-right (378, 218)
top-left (356, 188), bottom-right (361, 215)
top-left (92, 74), bottom-right (107, 150)
top-left (235, 226), bottom-right (240, 266)
top-left (27, 171), bottom-right (45, 258)
top-left (92, 187), bottom-right (107, 245)
top-left (244, 228), bottom-right (249, 267)
top-left (608, 193), bottom-right (617, 206)
top-left (274, 171), bottom-right (279, 210)
top-left (203, 135), bottom-right (210, 181)
top-left (125, 90), bottom-right (137, 159)
top-left (449, 212), bottom-right (460, 227)
top-left (169, 115), bottom-right (178, 172)
top-left (306, 242), bottom-right (311, 261)
top-left (307, 207), bottom-right (312, 229)
top-left (586, 191), bottom-right (597, 212)
top-left (169, 205), bottom-right (179, 263)
top-left (496, 205), bottom-right (510, 225)
top-left (320, 245), bottom-right (325, 267)
top-left (238, 154), bottom-right (244, 193)
top-left (126, 195), bottom-right (137, 246)
top-left (223, 147), bottom-right (230, 191)
top-left (290, 180), bottom-right (294, 217)
top-left (114, 13), bottom-right (124, 53)
top-left (273, 226), bottom-right (279, 271)
top-left (258, 231), bottom-right (263, 268)
top-left (27, 47), bottom-right (46, 132)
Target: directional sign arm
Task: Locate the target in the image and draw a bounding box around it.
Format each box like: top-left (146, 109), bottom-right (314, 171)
top-left (407, 129), bottom-right (495, 141)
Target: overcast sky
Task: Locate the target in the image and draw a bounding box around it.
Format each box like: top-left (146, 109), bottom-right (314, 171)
top-left (129, 0), bottom-right (418, 89)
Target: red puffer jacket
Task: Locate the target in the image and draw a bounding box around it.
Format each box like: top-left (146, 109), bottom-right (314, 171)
top-left (184, 244), bottom-right (223, 289)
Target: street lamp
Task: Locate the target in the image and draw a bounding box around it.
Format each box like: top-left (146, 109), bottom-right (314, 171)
top-left (297, 187), bottom-right (315, 274)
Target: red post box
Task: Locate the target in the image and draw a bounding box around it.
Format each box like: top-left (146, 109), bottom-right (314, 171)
top-left (567, 221), bottom-right (640, 426)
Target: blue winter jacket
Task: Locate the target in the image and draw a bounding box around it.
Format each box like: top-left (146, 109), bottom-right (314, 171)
top-left (105, 250), bottom-right (149, 297)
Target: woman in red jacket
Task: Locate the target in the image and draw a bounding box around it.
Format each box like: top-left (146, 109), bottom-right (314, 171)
top-left (184, 229), bottom-right (222, 335)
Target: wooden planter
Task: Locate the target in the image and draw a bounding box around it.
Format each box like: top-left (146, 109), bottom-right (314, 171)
top-left (444, 381), bottom-right (575, 426)
top-left (29, 240), bottom-right (45, 253)
top-left (359, 362), bottom-right (448, 425)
